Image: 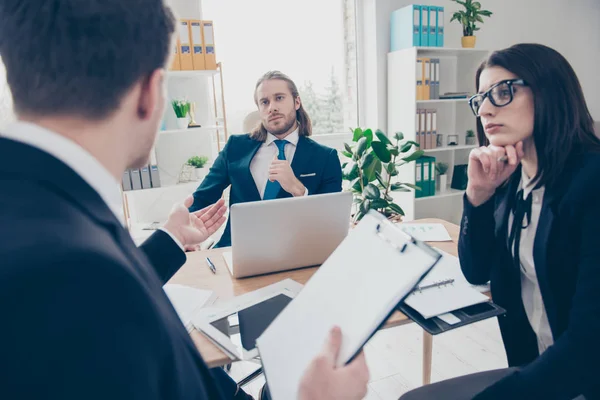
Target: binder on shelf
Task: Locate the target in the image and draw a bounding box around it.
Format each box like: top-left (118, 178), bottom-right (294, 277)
top-left (415, 158), bottom-right (423, 198)
top-left (422, 157), bottom-right (430, 197)
top-left (140, 166), bottom-right (152, 189)
top-left (419, 109), bottom-right (426, 149)
top-left (425, 109), bottom-right (432, 149)
top-left (436, 6), bottom-right (445, 47)
top-left (178, 20), bottom-right (193, 70)
top-left (130, 169), bottom-right (143, 190)
top-left (189, 20), bottom-right (205, 70)
top-left (420, 6), bottom-right (429, 46)
top-left (433, 59), bottom-right (440, 99)
top-left (428, 6), bottom-right (437, 46)
top-left (429, 156), bottom-right (436, 196)
top-left (150, 165), bottom-right (161, 188)
top-left (201, 20), bottom-right (217, 70)
top-left (416, 58), bottom-right (423, 100)
top-left (390, 4), bottom-right (421, 50)
top-left (121, 171), bottom-right (132, 191)
top-left (423, 58), bottom-right (430, 100)
top-left (431, 110), bottom-right (438, 149)
top-left (169, 36), bottom-right (181, 71)
top-left (415, 109), bottom-right (421, 150)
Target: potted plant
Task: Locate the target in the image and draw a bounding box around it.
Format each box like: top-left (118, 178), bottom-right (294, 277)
top-left (465, 129), bottom-right (476, 145)
top-left (172, 99), bottom-right (191, 130)
top-left (450, 0), bottom-right (493, 48)
top-left (436, 162), bottom-right (449, 192)
top-left (186, 155), bottom-right (209, 180)
top-left (342, 128), bottom-right (424, 223)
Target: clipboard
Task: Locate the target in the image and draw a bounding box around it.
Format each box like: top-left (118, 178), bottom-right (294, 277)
top-left (255, 210), bottom-right (443, 400)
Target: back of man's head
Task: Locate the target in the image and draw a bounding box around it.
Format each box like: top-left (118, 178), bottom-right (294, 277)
top-left (0, 0), bottom-right (176, 120)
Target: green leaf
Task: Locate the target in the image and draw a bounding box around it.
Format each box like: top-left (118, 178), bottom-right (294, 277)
top-left (390, 183), bottom-right (410, 192)
top-left (341, 151), bottom-right (353, 159)
top-left (401, 150), bottom-right (425, 162)
top-left (375, 130), bottom-right (392, 146)
top-left (398, 182), bottom-right (421, 191)
top-left (375, 171), bottom-right (386, 187)
top-left (364, 183), bottom-right (381, 200)
top-left (475, 14), bottom-right (483, 23)
top-left (385, 194), bottom-right (394, 202)
top-left (472, 1), bottom-right (481, 9)
top-left (342, 161), bottom-right (359, 180)
top-left (359, 199), bottom-right (371, 214)
top-left (353, 128), bottom-right (363, 142)
top-left (371, 141), bottom-right (392, 163)
top-left (363, 129), bottom-right (374, 148)
top-left (389, 147), bottom-right (399, 157)
top-left (353, 210), bottom-right (365, 223)
top-left (394, 132), bottom-right (404, 141)
top-left (344, 143), bottom-right (353, 155)
top-left (400, 142), bottom-right (416, 153)
top-left (370, 198), bottom-right (389, 209)
top-left (387, 202), bottom-right (405, 216)
top-left (356, 137), bottom-right (368, 158)
top-left (351, 179), bottom-right (363, 193)
top-left (362, 152), bottom-right (382, 182)
top-left (479, 10), bottom-right (492, 16)
top-left (386, 163), bottom-right (398, 177)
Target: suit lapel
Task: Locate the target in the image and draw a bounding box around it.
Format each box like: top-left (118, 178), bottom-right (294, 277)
top-left (240, 139), bottom-right (263, 201)
top-left (494, 166), bottom-right (522, 240)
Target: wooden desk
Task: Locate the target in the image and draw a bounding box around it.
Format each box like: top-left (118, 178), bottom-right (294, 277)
top-left (167, 218), bottom-right (460, 382)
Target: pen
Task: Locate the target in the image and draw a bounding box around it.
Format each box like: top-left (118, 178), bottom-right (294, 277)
top-left (415, 278), bottom-right (454, 292)
top-left (206, 257), bottom-right (216, 274)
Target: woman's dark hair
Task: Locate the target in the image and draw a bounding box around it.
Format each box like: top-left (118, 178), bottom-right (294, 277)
top-left (475, 43), bottom-right (600, 189)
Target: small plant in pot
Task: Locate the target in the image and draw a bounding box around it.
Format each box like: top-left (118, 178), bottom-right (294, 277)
top-left (186, 155), bottom-right (209, 180)
top-left (450, 0), bottom-right (492, 48)
top-left (436, 162), bottom-right (449, 192)
top-left (342, 128), bottom-right (424, 223)
top-left (172, 99), bottom-right (191, 130)
top-left (465, 129), bottom-right (476, 145)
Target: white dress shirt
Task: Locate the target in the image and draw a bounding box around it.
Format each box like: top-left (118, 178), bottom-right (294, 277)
top-left (2, 121), bottom-right (183, 250)
top-left (249, 127), bottom-right (308, 198)
top-left (508, 168), bottom-right (554, 355)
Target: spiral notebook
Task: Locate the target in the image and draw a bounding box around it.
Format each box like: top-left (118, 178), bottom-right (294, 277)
top-left (255, 211), bottom-right (443, 400)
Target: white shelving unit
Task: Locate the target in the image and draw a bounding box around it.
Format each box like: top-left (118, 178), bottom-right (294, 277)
top-left (387, 46), bottom-right (489, 224)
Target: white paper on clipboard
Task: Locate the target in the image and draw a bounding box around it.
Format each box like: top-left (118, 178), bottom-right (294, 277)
top-left (256, 211), bottom-right (442, 400)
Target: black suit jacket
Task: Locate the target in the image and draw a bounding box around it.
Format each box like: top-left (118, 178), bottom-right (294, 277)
top-left (458, 153), bottom-right (600, 399)
top-left (189, 134), bottom-right (343, 247)
top-left (0, 138), bottom-right (225, 399)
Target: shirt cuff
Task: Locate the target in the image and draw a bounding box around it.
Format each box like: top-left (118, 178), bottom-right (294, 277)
top-left (159, 228), bottom-right (185, 252)
top-left (303, 187), bottom-right (308, 196)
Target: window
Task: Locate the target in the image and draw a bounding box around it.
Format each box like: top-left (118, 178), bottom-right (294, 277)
top-left (202, 0), bottom-right (358, 136)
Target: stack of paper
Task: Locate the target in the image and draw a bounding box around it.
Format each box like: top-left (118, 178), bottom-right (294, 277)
top-left (398, 223), bottom-right (452, 242)
top-left (404, 250), bottom-right (489, 319)
top-left (163, 284), bottom-right (217, 332)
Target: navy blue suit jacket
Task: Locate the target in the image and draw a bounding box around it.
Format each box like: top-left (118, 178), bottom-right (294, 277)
top-left (0, 138), bottom-right (226, 399)
top-left (189, 134), bottom-right (343, 247)
top-left (459, 153), bottom-right (600, 399)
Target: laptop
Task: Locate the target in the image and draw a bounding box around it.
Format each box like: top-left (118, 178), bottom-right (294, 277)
top-left (222, 191), bottom-right (353, 278)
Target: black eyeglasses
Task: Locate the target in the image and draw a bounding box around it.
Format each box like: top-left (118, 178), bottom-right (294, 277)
top-left (468, 79), bottom-right (528, 117)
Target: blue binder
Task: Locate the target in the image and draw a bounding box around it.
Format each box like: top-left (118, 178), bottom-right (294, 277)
top-left (390, 4), bottom-right (421, 51)
top-left (436, 6), bottom-right (445, 47)
top-left (420, 5), bottom-right (429, 46)
top-left (428, 6), bottom-right (437, 46)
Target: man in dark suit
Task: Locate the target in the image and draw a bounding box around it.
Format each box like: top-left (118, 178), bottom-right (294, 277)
top-left (189, 71), bottom-right (343, 248)
top-left (0, 1), bottom-right (368, 399)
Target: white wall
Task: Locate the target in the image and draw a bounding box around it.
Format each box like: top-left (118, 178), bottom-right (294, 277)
top-left (359, 0), bottom-right (600, 132)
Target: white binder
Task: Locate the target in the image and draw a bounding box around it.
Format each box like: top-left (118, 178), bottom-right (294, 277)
top-left (256, 211), bottom-right (442, 400)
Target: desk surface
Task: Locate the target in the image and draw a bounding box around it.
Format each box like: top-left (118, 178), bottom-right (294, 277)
top-left (166, 218), bottom-right (460, 368)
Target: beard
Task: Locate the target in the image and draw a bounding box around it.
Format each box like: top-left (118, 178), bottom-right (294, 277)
top-left (266, 111), bottom-right (297, 136)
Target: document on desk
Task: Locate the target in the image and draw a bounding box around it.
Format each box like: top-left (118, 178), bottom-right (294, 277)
top-left (403, 250), bottom-right (488, 319)
top-left (255, 211), bottom-right (442, 400)
top-left (163, 284), bottom-right (217, 333)
top-left (397, 223), bottom-right (452, 242)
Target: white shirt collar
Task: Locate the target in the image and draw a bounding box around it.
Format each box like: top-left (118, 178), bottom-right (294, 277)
top-left (265, 125), bottom-right (300, 147)
top-left (2, 121), bottom-right (125, 225)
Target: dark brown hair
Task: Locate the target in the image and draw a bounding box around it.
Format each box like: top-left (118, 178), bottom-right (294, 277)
top-left (0, 0), bottom-right (176, 119)
top-left (250, 71), bottom-right (312, 141)
top-left (475, 43), bottom-right (600, 190)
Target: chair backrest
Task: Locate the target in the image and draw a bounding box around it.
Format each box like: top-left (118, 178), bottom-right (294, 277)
top-left (243, 110), bottom-right (261, 133)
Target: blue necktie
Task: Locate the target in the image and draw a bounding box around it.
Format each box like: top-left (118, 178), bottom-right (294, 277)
top-left (263, 139), bottom-right (288, 200)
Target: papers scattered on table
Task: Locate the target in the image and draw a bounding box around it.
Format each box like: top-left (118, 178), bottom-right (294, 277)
top-left (163, 284), bottom-right (217, 333)
top-left (398, 223), bottom-right (452, 242)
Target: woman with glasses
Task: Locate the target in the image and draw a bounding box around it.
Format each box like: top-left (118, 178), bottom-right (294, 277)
top-left (401, 43), bottom-right (600, 399)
